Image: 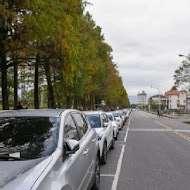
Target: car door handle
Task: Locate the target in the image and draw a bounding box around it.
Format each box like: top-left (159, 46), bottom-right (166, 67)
top-left (92, 139), bottom-right (96, 143)
top-left (83, 149), bottom-right (89, 156)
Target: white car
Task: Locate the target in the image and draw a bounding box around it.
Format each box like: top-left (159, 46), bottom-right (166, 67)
top-left (112, 111), bottom-right (123, 129)
top-left (106, 112), bottom-right (119, 140)
top-left (84, 111), bottom-right (114, 164)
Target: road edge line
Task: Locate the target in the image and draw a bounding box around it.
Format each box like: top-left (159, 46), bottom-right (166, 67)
top-left (111, 145), bottom-right (125, 190)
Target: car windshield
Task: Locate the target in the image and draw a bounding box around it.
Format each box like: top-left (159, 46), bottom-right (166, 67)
top-left (86, 115), bottom-right (101, 128)
top-left (108, 115), bottom-right (113, 121)
top-left (113, 113), bottom-right (119, 117)
top-left (0, 117), bottom-right (59, 160)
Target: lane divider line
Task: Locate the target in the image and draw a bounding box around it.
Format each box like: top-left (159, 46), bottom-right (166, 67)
top-left (155, 121), bottom-right (190, 142)
top-left (111, 121), bottom-right (130, 189)
top-left (101, 174), bottom-right (115, 177)
top-left (124, 127), bottom-right (129, 142)
top-left (111, 145), bottom-right (125, 190)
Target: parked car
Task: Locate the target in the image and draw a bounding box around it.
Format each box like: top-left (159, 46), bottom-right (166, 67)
top-left (0, 109), bottom-right (100, 190)
top-left (106, 112), bottom-right (119, 140)
top-left (84, 111), bottom-right (114, 164)
top-left (111, 111), bottom-right (123, 129)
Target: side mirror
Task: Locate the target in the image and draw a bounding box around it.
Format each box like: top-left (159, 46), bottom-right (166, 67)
top-left (103, 122), bottom-right (109, 127)
top-left (65, 139), bottom-right (80, 155)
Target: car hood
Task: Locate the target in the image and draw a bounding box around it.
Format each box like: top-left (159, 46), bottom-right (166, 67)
top-left (111, 121), bottom-right (117, 127)
top-left (94, 128), bottom-right (105, 134)
top-left (0, 156), bottom-right (52, 190)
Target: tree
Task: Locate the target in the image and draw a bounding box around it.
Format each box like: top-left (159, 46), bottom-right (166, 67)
top-left (174, 54), bottom-right (190, 90)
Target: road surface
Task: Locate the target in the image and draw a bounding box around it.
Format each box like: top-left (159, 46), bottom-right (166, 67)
top-left (100, 111), bottom-right (190, 190)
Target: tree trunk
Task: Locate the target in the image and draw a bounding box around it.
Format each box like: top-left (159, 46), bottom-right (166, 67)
top-left (44, 60), bottom-right (55, 108)
top-left (34, 54), bottom-right (39, 109)
top-left (0, 21), bottom-right (9, 109)
top-left (14, 63), bottom-right (18, 109)
top-left (66, 95), bottom-right (71, 108)
top-left (1, 53), bottom-right (9, 110)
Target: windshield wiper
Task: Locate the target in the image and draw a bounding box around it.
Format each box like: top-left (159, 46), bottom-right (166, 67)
top-left (0, 155), bottom-right (26, 161)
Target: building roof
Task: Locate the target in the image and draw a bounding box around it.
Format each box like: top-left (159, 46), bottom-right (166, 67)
top-left (150, 94), bottom-right (166, 99)
top-left (165, 90), bottom-right (187, 96)
top-left (165, 90), bottom-right (179, 96)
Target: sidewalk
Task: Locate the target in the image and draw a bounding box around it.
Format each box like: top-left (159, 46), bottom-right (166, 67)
top-left (148, 111), bottom-right (190, 119)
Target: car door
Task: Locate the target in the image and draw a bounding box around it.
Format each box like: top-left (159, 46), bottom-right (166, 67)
top-left (72, 112), bottom-right (97, 188)
top-left (102, 113), bottom-right (112, 147)
top-left (62, 114), bottom-right (90, 190)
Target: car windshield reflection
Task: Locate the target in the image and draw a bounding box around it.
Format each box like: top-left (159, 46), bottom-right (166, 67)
top-left (0, 117), bottom-right (59, 160)
top-left (86, 115), bottom-right (101, 128)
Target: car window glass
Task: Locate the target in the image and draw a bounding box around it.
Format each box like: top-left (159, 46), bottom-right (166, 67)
top-left (72, 113), bottom-right (88, 137)
top-left (64, 115), bottom-right (80, 141)
top-left (108, 115), bottom-right (113, 121)
top-left (86, 115), bottom-right (101, 128)
top-left (0, 117), bottom-right (59, 159)
top-left (103, 114), bottom-right (109, 123)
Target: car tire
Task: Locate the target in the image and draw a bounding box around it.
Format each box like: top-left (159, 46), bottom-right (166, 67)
top-left (100, 142), bottom-right (107, 164)
top-left (110, 135), bottom-right (115, 150)
top-left (91, 156), bottom-right (100, 190)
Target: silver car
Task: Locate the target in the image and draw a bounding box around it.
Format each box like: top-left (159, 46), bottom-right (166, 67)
top-left (0, 109), bottom-right (100, 190)
top-left (84, 111), bottom-right (114, 165)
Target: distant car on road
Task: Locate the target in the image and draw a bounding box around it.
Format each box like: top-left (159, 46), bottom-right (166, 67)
top-left (111, 111), bottom-right (123, 129)
top-left (84, 111), bottom-right (114, 164)
top-left (0, 109), bottom-right (100, 190)
top-left (106, 112), bottom-right (119, 140)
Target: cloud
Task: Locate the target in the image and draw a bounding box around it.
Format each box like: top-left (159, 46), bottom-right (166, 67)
top-left (86, 0), bottom-right (190, 100)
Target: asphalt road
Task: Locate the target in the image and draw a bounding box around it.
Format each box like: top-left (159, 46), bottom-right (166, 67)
top-left (100, 111), bottom-right (190, 190)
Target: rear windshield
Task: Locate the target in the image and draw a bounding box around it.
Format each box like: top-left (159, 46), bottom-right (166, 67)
top-left (113, 113), bottom-right (119, 117)
top-left (86, 115), bottom-right (101, 128)
top-left (108, 115), bottom-right (113, 121)
top-left (0, 117), bottom-right (59, 159)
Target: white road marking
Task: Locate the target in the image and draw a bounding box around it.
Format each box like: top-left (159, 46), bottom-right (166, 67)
top-left (124, 127), bottom-right (129, 142)
top-left (177, 130), bottom-right (190, 133)
top-left (129, 129), bottom-right (170, 132)
top-left (101, 174), bottom-right (115, 177)
top-left (111, 145), bottom-right (125, 190)
top-left (128, 117), bottom-right (131, 125)
top-left (128, 129), bottom-right (190, 132)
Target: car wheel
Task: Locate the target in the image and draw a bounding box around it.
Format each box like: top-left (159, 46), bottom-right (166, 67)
top-left (91, 157), bottom-right (100, 190)
top-left (100, 142), bottom-right (107, 164)
top-left (110, 135), bottom-right (115, 150)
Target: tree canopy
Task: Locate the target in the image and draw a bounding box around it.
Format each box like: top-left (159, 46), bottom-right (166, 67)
top-left (174, 54), bottom-right (190, 90)
top-left (0, 0), bottom-right (130, 110)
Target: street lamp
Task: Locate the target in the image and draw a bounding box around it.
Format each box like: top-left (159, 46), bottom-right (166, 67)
top-left (179, 54), bottom-right (190, 60)
top-left (150, 86), bottom-right (161, 113)
top-left (179, 54), bottom-right (186, 57)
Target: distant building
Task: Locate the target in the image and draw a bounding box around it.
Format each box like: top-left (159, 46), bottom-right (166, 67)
top-left (137, 91), bottom-right (147, 107)
top-left (165, 90), bottom-right (187, 111)
top-left (149, 94), bottom-right (166, 104)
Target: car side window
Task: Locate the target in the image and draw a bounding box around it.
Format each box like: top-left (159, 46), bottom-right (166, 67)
top-left (64, 114), bottom-right (80, 141)
top-left (72, 113), bottom-right (88, 137)
top-left (102, 114), bottom-right (109, 123)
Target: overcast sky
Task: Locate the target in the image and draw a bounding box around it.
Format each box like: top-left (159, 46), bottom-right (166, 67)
top-left (86, 0), bottom-right (190, 103)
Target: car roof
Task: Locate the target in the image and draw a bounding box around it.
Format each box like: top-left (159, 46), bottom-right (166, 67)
top-left (106, 112), bottom-right (113, 115)
top-left (83, 111), bottom-right (103, 115)
top-left (0, 109), bottom-right (65, 117)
